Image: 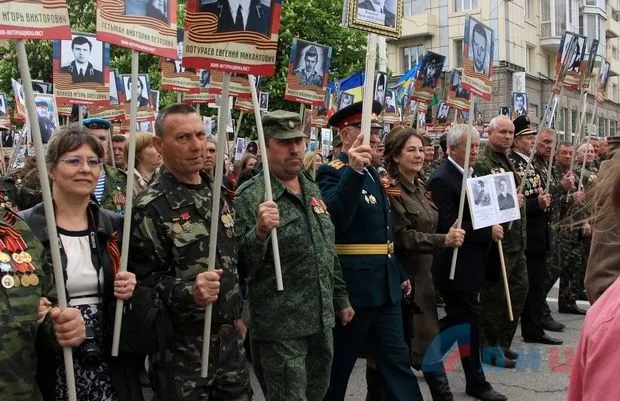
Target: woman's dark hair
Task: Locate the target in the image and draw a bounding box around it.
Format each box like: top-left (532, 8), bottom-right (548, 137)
top-left (240, 153), bottom-right (257, 171)
top-left (383, 127), bottom-right (424, 178)
top-left (46, 123), bottom-right (105, 167)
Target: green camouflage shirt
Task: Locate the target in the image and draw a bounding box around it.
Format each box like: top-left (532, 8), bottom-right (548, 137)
top-left (0, 209), bottom-right (50, 401)
top-left (99, 164), bottom-right (127, 215)
top-left (475, 146), bottom-right (526, 253)
top-left (129, 167), bottom-right (241, 329)
top-left (235, 171), bottom-right (350, 341)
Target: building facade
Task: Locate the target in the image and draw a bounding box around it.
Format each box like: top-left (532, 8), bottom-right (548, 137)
top-left (387, 0), bottom-right (620, 139)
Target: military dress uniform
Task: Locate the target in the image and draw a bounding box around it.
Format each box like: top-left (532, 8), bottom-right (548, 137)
top-left (129, 168), bottom-right (251, 401)
top-left (0, 208), bottom-right (50, 401)
top-left (475, 145), bottom-right (528, 356)
top-left (235, 111), bottom-right (350, 401)
top-left (317, 102), bottom-right (422, 401)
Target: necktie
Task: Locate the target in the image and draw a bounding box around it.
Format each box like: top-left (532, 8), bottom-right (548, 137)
top-left (79, 68), bottom-right (84, 77)
top-left (234, 4), bottom-right (244, 30)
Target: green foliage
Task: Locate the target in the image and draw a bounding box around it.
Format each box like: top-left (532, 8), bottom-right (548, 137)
top-left (0, 0), bottom-right (365, 135)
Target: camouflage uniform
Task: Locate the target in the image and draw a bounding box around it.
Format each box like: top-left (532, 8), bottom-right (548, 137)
top-left (558, 164), bottom-right (598, 308)
top-left (418, 158), bottom-right (442, 185)
top-left (0, 208), bottom-right (50, 401)
top-left (0, 176), bottom-right (20, 211)
top-left (475, 146), bottom-right (528, 351)
top-left (99, 164), bottom-right (128, 215)
top-left (129, 167), bottom-right (250, 401)
top-left (235, 170), bottom-right (350, 401)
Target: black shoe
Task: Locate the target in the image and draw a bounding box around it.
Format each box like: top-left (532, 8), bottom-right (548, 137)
top-left (523, 333), bottom-right (563, 345)
top-left (423, 370), bottom-right (455, 401)
top-left (559, 304), bottom-right (587, 315)
top-left (542, 318), bottom-right (565, 332)
top-left (503, 348), bottom-right (519, 360)
top-left (482, 349), bottom-right (516, 369)
top-left (365, 366), bottom-right (386, 401)
top-left (465, 388), bottom-right (507, 401)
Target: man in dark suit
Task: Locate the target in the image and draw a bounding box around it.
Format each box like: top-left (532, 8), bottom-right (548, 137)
top-left (60, 36), bottom-right (103, 84)
top-left (35, 99), bottom-right (56, 144)
top-left (200, 0), bottom-right (271, 36)
top-left (384, 91), bottom-right (396, 113)
top-left (427, 124), bottom-right (507, 401)
top-left (127, 77), bottom-right (150, 107)
top-left (317, 101), bottom-right (423, 401)
top-left (496, 178), bottom-right (514, 210)
top-left (358, 0), bottom-right (395, 28)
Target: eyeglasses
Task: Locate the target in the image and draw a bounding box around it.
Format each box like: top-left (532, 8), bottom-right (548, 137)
top-left (58, 156), bottom-right (103, 168)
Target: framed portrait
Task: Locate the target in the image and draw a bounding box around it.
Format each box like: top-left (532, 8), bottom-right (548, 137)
top-left (348, 0), bottom-right (402, 38)
top-left (122, 75), bottom-right (152, 108)
top-left (511, 92), bottom-right (528, 116)
top-left (461, 16), bottom-right (494, 100)
top-left (596, 58), bottom-right (611, 103)
top-left (374, 72), bottom-right (387, 105)
top-left (338, 92), bottom-right (354, 110)
top-left (412, 51), bottom-right (445, 104)
top-left (184, 0), bottom-right (281, 76)
top-left (0, 94), bottom-right (7, 117)
top-left (259, 92), bottom-right (269, 111)
top-left (284, 38), bottom-right (331, 105)
top-left (555, 32), bottom-right (586, 91)
top-left (435, 101), bottom-right (450, 123)
top-left (383, 89), bottom-right (396, 113)
top-left (499, 106), bottom-right (510, 117)
top-left (446, 69), bottom-right (471, 112)
top-left (466, 172), bottom-right (521, 230)
top-left (587, 39), bottom-right (599, 76)
top-left (97, 0), bottom-right (177, 59)
top-left (34, 94), bottom-right (60, 144)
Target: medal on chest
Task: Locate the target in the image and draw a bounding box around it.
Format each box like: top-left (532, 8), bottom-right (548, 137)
top-left (0, 223), bottom-right (38, 289)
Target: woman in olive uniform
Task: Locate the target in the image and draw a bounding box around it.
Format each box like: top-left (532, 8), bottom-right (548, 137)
top-left (384, 128), bottom-right (465, 401)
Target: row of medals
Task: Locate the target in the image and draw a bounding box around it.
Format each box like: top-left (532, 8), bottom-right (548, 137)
top-left (0, 250), bottom-right (38, 289)
top-left (171, 214), bottom-right (234, 238)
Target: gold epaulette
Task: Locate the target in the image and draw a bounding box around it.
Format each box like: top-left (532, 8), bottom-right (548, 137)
top-left (329, 160), bottom-right (345, 170)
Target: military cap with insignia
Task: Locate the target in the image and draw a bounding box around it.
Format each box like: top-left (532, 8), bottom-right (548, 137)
top-left (262, 110), bottom-right (306, 139)
top-left (328, 100), bottom-right (383, 130)
top-left (513, 115), bottom-right (536, 137)
top-left (82, 117), bottom-right (111, 130)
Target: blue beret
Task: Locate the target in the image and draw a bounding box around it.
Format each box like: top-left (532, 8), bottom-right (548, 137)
top-left (82, 118), bottom-right (111, 130)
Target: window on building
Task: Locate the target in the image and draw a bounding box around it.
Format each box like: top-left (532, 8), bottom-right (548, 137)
top-left (598, 117), bottom-right (607, 137)
top-left (585, 0), bottom-right (598, 5)
top-left (403, 45), bottom-right (424, 72)
top-left (455, 39), bottom-right (463, 68)
top-left (558, 107), bottom-right (566, 132)
top-left (612, 45), bottom-right (618, 60)
top-left (403, 0), bottom-right (424, 16)
top-left (585, 14), bottom-right (599, 40)
top-left (568, 0), bottom-right (574, 24)
top-left (611, 120), bottom-right (617, 136)
top-left (455, 0), bottom-right (477, 12)
top-left (571, 109), bottom-right (578, 134)
top-left (613, 83), bottom-right (618, 102)
top-left (555, 1), bottom-right (567, 34)
top-left (541, 0), bottom-right (551, 37)
top-left (526, 46), bottom-right (534, 72)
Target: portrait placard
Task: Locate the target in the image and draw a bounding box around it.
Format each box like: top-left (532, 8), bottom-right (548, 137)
top-left (96, 0), bottom-right (177, 58)
top-left (412, 51), bottom-right (445, 104)
top-left (382, 87), bottom-right (399, 124)
top-left (511, 92), bottom-right (528, 117)
top-left (446, 69), bottom-right (470, 111)
top-left (0, 0), bottom-right (71, 40)
top-left (435, 101), bottom-right (450, 124)
top-left (0, 94), bottom-right (10, 129)
top-left (466, 172), bottom-right (521, 230)
top-left (53, 33), bottom-right (110, 106)
top-left (88, 69), bottom-right (125, 120)
top-left (32, 80), bottom-right (53, 94)
top-left (596, 58), bottom-right (610, 104)
top-left (233, 98), bottom-right (253, 112)
top-left (183, 0), bottom-right (282, 76)
top-left (32, 93), bottom-right (60, 144)
top-left (259, 91), bottom-right (269, 111)
top-left (554, 32), bottom-right (586, 91)
top-left (11, 78), bottom-right (26, 120)
top-left (161, 28), bottom-right (200, 93)
top-left (373, 72), bottom-right (387, 105)
top-left (284, 38), bottom-right (331, 105)
top-left (208, 71), bottom-right (252, 99)
top-left (347, 0), bottom-right (401, 38)
top-left (461, 16), bottom-right (494, 100)
top-left (120, 73), bottom-right (156, 121)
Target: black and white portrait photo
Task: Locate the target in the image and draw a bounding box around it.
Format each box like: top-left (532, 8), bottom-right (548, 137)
top-left (598, 59), bottom-right (610, 93)
top-left (466, 20), bottom-right (492, 76)
top-left (374, 72), bottom-right (387, 104)
top-left (384, 90), bottom-right (396, 113)
top-left (499, 106), bottom-right (510, 117)
top-left (451, 70), bottom-right (469, 99)
top-left (436, 101), bottom-right (450, 122)
top-left (259, 91), bottom-right (268, 111)
top-left (0, 95), bottom-right (6, 117)
top-left (420, 52), bottom-right (444, 88)
top-left (199, 69), bottom-right (211, 88)
top-left (357, 0), bottom-right (396, 28)
top-left (109, 70), bottom-right (120, 104)
top-left (473, 179), bottom-right (491, 207)
top-left (560, 33), bottom-right (585, 73)
top-left (126, 0), bottom-right (169, 23)
top-left (60, 35), bottom-right (104, 84)
top-left (32, 80), bottom-right (52, 94)
top-left (199, 0), bottom-right (271, 36)
top-left (122, 75), bottom-right (151, 107)
top-left (35, 95), bottom-right (59, 144)
top-left (495, 176), bottom-right (515, 211)
top-left (293, 43), bottom-right (327, 87)
top-left (339, 92), bottom-right (354, 110)
top-left (512, 92), bottom-right (528, 116)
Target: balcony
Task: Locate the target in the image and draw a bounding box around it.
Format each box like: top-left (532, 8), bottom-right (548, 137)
top-left (607, 5), bottom-right (620, 38)
top-left (540, 21), bottom-right (562, 51)
top-left (400, 13), bottom-right (439, 39)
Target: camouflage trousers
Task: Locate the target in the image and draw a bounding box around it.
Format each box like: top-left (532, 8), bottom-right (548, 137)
top-left (150, 323), bottom-right (251, 401)
top-left (251, 329), bottom-right (333, 401)
top-left (480, 250), bottom-right (528, 350)
top-left (558, 229), bottom-right (591, 307)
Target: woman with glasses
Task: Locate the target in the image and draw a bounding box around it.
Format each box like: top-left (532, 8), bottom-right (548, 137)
top-left (20, 125), bottom-right (142, 401)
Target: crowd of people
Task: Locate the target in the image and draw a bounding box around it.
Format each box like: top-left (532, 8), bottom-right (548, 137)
top-left (0, 98), bottom-right (618, 401)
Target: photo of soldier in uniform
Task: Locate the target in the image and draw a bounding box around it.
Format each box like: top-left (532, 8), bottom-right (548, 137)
top-left (259, 92), bottom-right (268, 111)
top-left (512, 92), bottom-right (528, 116)
top-left (467, 21), bottom-right (492, 76)
top-left (436, 102), bottom-right (449, 123)
top-left (451, 70), bottom-right (469, 99)
top-left (60, 35), bottom-right (104, 84)
top-left (421, 53), bottom-right (444, 88)
top-left (384, 90), bottom-right (396, 113)
top-left (495, 176), bottom-right (515, 211)
top-left (374, 72), bottom-right (387, 104)
top-left (357, 0), bottom-right (395, 28)
top-left (34, 96), bottom-right (59, 144)
top-left (293, 44), bottom-right (326, 87)
top-left (199, 0), bottom-right (271, 36)
top-left (122, 75), bottom-right (151, 107)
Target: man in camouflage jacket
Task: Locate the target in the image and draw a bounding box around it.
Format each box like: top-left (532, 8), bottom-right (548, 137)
top-left (236, 111), bottom-right (352, 401)
top-left (129, 104), bottom-right (250, 401)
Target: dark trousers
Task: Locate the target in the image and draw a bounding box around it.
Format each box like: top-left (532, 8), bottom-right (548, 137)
top-left (521, 250), bottom-right (548, 338)
top-left (323, 302), bottom-right (422, 401)
top-left (440, 290), bottom-right (491, 394)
